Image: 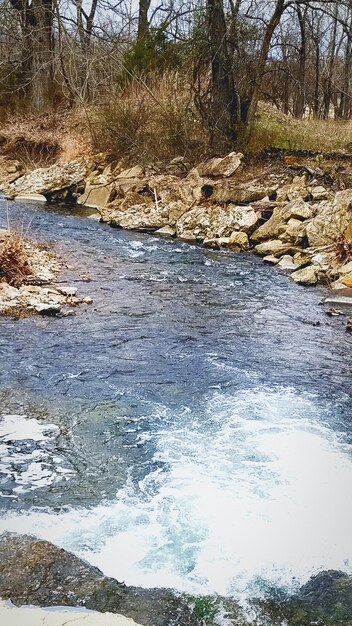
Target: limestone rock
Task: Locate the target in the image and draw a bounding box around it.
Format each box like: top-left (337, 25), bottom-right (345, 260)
top-left (176, 205), bottom-right (259, 242)
top-left (276, 176), bottom-right (308, 202)
top-left (291, 264), bottom-right (319, 285)
top-left (334, 188), bottom-right (352, 212)
top-left (0, 157), bottom-right (23, 189)
top-left (306, 192), bottom-right (352, 247)
top-left (309, 185), bottom-right (331, 201)
top-left (4, 161), bottom-right (88, 202)
top-left (263, 255), bottom-right (279, 265)
top-left (78, 183), bottom-right (116, 209)
top-left (100, 204), bottom-right (167, 231)
top-left (255, 239), bottom-right (294, 257)
top-left (156, 225), bottom-right (176, 236)
top-left (208, 180), bottom-right (274, 204)
top-left (197, 152), bottom-right (243, 178)
top-left (14, 194), bottom-right (47, 204)
top-left (277, 255), bottom-right (299, 271)
top-left (176, 206), bottom-right (212, 241)
top-left (116, 165), bottom-right (144, 179)
top-left (251, 207), bottom-right (285, 242)
top-left (34, 303), bottom-right (62, 315)
top-left (228, 231), bottom-right (249, 251)
top-left (280, 218), bottom-right (307, 243)
top-left (283, 198), bottom-right (313, 220)
top-left (226, 205), bottom-right (259, 232)
top-left (337, 261), bottom-right (352, 275)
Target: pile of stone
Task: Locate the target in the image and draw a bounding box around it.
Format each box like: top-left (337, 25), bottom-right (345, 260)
top-left (82, 152), bottom-right (352, 288)
top-left (2, 151), bottom-right (352, 289)
top-left (0, 229), bottom-right (91, 316)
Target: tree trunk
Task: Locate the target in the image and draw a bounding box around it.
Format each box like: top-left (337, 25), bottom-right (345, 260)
top-left (246, 0), bottom-right (286, 126)
top-left (9, 0), bottom-right (54, 110)
top-left (137, 0), bottom-right (151, 40)
top-left (207, 0), bottom-right (239, 153)
top-left (313, 37), bottom-right (320, 117)
top-left (322, 4), bottom-right (338, 119)
top-left (293, 6), bottom-right (307, 118)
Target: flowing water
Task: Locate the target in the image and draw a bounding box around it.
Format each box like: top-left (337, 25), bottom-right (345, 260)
top-left (1, 197), bottom-right (352, 600)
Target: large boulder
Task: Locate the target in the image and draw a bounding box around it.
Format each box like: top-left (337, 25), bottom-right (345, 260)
top-left (206, 180), bottom-right (275, 204)
top-left (4, 161), bottom-right (88, 203)
top-left (176, 205), bottom-right (259, 242)
top-left (255, 239), bottom-right (296, 257)
top-left (306, 190), bottom-right (352, 247)
top-left (291, 264), bottom-right (319, 285)
top-left (100, 203), bottom-right (168, 231)
top-left (78, 183), bottom-right (116, 208)
top-left (251, 207), bottom-right (285, 242)
top-left (0, 533), bottom-right (201, 626)
top-left (252, 199), bottom-right (313, 243)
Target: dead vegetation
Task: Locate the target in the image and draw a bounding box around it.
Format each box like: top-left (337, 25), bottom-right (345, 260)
top-left (0, 82), bottom-right (351, 171)
top-left (0, 231), bottom-right (32, 287)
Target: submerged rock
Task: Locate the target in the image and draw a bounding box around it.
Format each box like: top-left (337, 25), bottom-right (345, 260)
top-left (287, 570), bottom-right (352, 624)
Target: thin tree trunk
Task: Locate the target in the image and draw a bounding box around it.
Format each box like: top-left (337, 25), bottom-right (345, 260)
top-left (246, 0), bottom-right (286, 126)
top-left (137, 0), bottom-right (151, 40)
top-left (207, 0), bottom-right (239, 153)
top-left (293, 6), bottom-right (307, 118)
top-left (322, 4), bottom-right (338, 119)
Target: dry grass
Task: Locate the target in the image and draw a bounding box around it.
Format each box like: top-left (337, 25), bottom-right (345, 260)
top-left (92, 72), bottom-right (208, 164)
top-left (0, 232), bottom-right (33, 287)
top-left (0, 108), bottom-right (92, 168)
top-left (244, 103), bottom-right (352, 154)
top-left (1, 86), bottom-right (352, 169)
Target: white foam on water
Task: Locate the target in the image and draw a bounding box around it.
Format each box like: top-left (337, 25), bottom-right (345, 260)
top-left (0, 414), bottom-right (73, 496)
top-left (1, 389), bottom-right (352, 597)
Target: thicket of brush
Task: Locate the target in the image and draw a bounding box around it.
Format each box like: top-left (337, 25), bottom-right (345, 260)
top-left (0, 232), bottom-right (32, 287)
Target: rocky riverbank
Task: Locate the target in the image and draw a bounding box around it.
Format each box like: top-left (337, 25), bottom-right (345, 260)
top-left (0, 533), bottom-right (351, 626)
top-left (2, 151), bottom-right (352, 294)
top-left (0, 228), bottom-right (92, 317)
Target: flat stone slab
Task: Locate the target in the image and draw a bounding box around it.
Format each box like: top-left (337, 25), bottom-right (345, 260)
top-left (325, 296), bottom-right (352, 308)
top-left (14, 194), bottom-right (47, 203)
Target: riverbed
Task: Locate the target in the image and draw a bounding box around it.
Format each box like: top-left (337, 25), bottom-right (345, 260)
top-left (1, 197), bottom-right (352, 601)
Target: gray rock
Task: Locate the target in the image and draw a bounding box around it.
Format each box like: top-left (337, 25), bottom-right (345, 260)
top-left (255, 239), bottom-right (295, 257)
top-left (196, 152), bottom-right (243, 177)
top-left (277, 255), bottom-right (299, 271)
top-left (14, 194), bottom-right (47, 204)
top-left (34, 303), bottom-right (62, 315)
top-left (156, 225), bottom-right (176, 237)
top-left (291, 264), bottom-right (319, 285)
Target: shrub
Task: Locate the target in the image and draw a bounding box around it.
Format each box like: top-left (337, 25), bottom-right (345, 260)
top-left (123, 27), bottom-right (183, 77)
top-left (93, 73), bottom-right (207, 163)
top-left (0, 232), bottom-right (32, 287)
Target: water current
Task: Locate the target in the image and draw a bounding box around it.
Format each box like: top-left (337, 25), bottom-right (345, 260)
top-left (1, 197), bottom-right (352, 599)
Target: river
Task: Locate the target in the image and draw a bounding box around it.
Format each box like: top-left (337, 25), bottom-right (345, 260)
top-left (0, 197), bottom-right (352, 600)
